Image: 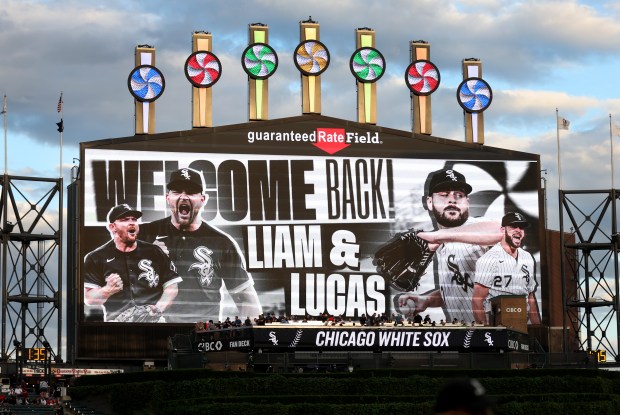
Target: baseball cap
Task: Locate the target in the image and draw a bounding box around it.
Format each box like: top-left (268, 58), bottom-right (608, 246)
top-left (167, 167), bottom-right (204, 193)
top-left (427, 168), bottom-right (472, 195)
top-left (434, 378), bottom-right (495, 413)
top-left (107, 204), bottom-right (142, 223)
top-left (501, 212), bottom-right (530, 228)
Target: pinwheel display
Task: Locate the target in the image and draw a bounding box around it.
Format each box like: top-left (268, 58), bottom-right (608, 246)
top-left (127, 65), bottom-right (165, 102)
top-left (405, 59), bottom-right (440, 95)
top-left (457, 77), bottom-right (493, 113)
top-left (184, 51), bottom-right (222, 88)
top-left (349, 46), bottom-right (385, 83)
top-left (294, 40), bottom-right (330, 76)
top-left (242, 43), bottom-right (278, 80)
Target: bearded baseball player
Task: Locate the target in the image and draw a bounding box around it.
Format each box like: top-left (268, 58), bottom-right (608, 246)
top-left (472, 212), bottom-right (541, 325)
top-left (397, 168), bottom-right (502, 323)
top-left (139, 167), bottom-right (262, 323)
top-left (83, 204), bottom-right (181, 322)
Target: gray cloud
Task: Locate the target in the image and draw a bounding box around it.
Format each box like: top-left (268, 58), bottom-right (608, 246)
top-left (1, 0), bottom-right (619, 225)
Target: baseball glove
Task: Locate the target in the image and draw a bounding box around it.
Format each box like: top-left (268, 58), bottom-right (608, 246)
top-left (112, 305), bottom-right (163, 323)
top-left (373, 230), bottom-right (435, 291)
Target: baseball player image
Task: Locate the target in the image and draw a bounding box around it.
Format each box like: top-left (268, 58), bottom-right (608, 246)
top-left (472, 212), bottom-right (541, 325)
top-left (139, 167), bottom-right (262, 323)
top-left (379, 168), bottom-right (502, 323)
top-left (83, 204), bottom-right (181, 322)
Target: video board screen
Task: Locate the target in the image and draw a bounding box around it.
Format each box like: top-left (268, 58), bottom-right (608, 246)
top-left (80, 121), bottom-right (541, 329)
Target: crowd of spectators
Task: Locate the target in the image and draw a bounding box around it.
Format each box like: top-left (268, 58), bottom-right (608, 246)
top-left (0, 379), bottom-right (63, 414)
top-left (195, 311), bottom-right (481, 332)
top-left (195, 315), bottom-right (249, 332)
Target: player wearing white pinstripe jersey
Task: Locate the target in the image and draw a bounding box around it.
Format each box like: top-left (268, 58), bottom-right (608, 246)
top-left (431, 216), bottom-right (496, 322)
top-left (397, 169), bottom-right (502, 323)
top-left (472, 212), bottom-right (541, 325)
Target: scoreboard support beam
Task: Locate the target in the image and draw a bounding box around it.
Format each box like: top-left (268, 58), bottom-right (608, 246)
top-left (300, 19), bottom-right (322, 115)
top-left (410, 41), bottom-right (432, 135)
top-left (134, 46), bottom-right (157, 135)
top-left (0, 175), bottom-right (62, 370)
top-left (248, 24), bottom-right (270, 121)
top-left (462, 58), bottom-right (484, 144)
top-left (192, 32), bottom-right (214, 128)
top-left (355, 28), bottom-right (377, 125)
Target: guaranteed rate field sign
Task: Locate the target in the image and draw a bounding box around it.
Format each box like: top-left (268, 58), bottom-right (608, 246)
top-left (79, 116), bottom-right (541, 339)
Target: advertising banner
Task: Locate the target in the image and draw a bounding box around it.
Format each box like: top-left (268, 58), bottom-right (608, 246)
top-left (80, 122), bottom-right (540, 328)
top-left (190, 325), bottom-right (530, 353)
top-left (252, 326), bottom-right (522, 352)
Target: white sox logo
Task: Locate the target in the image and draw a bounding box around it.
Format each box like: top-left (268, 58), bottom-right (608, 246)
top-left (189, 246), bottom-right (214, 287)
top-left (448, 255), bottom-right (474, 292)
top-left (521, 264), bottom-right (530, 285)
top-left (268, 331), bottom-right (279, 346)
top-left (138, 259), bottom-right (159, 288)
top-left (445, 169), bottom-right (458, 181)
top-left (180, 168), bottom-right (191, 180)
top-left (484, 332), bottom-right (494, 346)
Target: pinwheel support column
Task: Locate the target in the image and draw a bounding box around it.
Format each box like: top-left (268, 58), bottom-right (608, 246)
top-left (191, 32), bottom-right (214, 128)
top-left (409, 41), bottom-right (434, 135)
top-left (297, 18), bottom-right (328, 114)
top-left (460, 59), bottom-right (492, 144)
top-left (246, 24), bottom-right (276, 121)
top-left (134, 46), bottom-right (157, 134)
top-left (353, 28), bottom-right (382, 125)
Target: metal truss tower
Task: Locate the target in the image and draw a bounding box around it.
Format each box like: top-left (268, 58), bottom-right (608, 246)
top-left (560, 189), bottom-right (620, 362)
top-left (1, 174), bottom-right (63, 373)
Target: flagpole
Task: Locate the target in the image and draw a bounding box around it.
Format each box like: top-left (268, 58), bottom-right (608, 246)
top-left (556, 108), bottom-right (563, 190)
top-left (610, 114), bottom-right (615, 190)
top-left (2, 95), bottom-right (6, 176)
top-left (58, 92), bottom-right (63, 179)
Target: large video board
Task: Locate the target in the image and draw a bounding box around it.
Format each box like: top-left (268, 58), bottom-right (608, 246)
top-left (79, 117), bottom-right (541, 336)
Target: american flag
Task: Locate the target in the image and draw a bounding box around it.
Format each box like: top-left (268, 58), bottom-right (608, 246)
top-left (57, 93), bottom-right (63, 113)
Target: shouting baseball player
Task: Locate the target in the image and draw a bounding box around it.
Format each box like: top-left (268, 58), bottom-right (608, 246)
top-left (83, 204), bottom-right (181, 322)
top-left (139, 167), bottom-right (262, 323)
top-left (472, 212), bottom-right (541, 325)
top-left (394, 168), bottom-right (502, 323)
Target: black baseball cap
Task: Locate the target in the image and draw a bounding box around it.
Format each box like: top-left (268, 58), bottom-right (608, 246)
top-left (427, 168), bottom-right (472, 195)
top-left (434, 378), bottom-right (495, 413)
top-left (107, 204), bottom-right (142, 223)
top-left (501, 212), bottom-right (530, 228)
top-left (167, 168), bottom-right (204, 193)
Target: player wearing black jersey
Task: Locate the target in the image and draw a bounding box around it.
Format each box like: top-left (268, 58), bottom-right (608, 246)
top-left (83, 204), bottom-right (181, 322)
top-left (140, 167), bottom-right (262, 323)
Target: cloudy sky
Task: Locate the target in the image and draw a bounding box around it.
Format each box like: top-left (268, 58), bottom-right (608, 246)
top-left (2, 0), bottom-right (620, 360)
top-left (2, 0), bottom-right (620, 229)
top-left (3, 0), bottom-right (620, 232)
